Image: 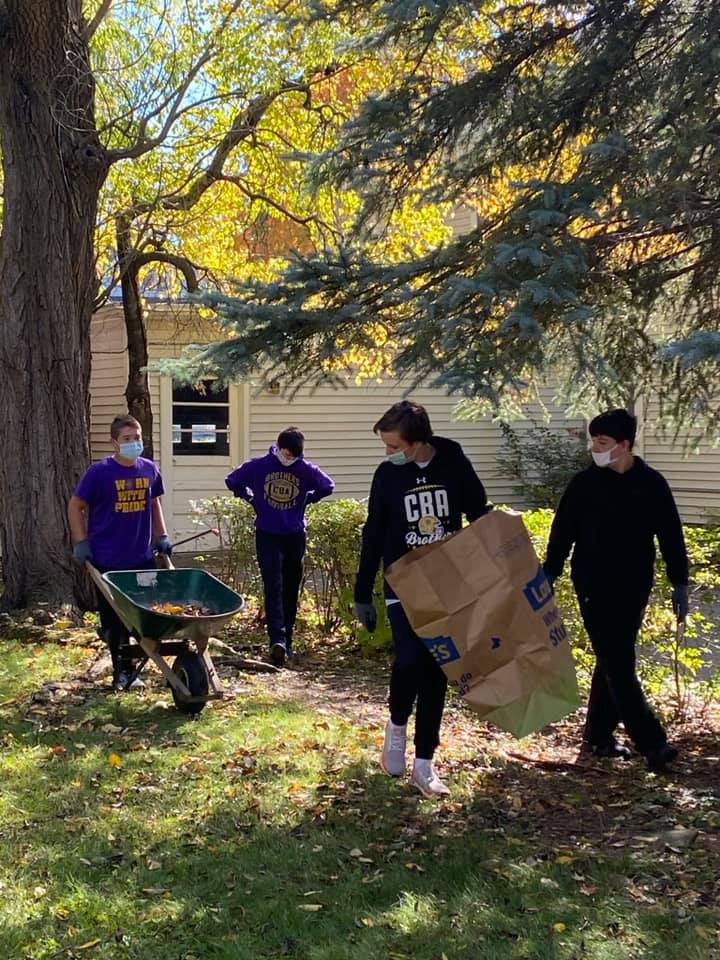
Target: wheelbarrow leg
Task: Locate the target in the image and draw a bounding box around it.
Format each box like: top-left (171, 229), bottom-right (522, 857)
top-left (137, 637), bottom-right (192, 699)
top-left (192, 635), bottom-right (223, 697)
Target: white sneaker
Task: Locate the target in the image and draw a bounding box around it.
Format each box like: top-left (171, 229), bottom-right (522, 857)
top-left (380, 720), bottom-right (407, 776)
top-left (411, 759), bottom-right (450, 798)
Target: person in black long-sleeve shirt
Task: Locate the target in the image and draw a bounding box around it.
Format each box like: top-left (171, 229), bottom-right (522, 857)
top-left (543, 409), bottom-right (689, 772)
top-left (354, 400), bottom-right (489, 797)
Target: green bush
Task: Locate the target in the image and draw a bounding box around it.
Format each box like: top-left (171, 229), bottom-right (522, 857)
top-left (190, 495), bottom-right (719, 709)
top-left (304, 498), bottom-right (367, 633)
top-left (188, 496), bottom-right (260, 597)
top-left (189, 495), bottom-right (392, 652)
top-left (497, 422), bottom-right (589, 508)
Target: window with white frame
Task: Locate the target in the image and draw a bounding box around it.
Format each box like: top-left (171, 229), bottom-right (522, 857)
top-left (171, 380), bottom-right (229, 456)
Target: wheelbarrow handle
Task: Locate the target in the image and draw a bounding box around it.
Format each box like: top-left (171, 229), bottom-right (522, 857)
top-left (170, 527), bottom-right (220, 549)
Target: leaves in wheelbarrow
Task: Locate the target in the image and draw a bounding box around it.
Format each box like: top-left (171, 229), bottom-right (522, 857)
top-left (150, 602), bottom-right (213, 616)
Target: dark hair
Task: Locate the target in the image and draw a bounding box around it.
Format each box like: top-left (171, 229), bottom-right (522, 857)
top-left (373, 400), bottom-right (433, 444)
top-left (588, 408), bottom-right (637, 447)
top-left (111, 414), bottom-right (142, 439)
top-left (277, 426), bottom-right (304, 458)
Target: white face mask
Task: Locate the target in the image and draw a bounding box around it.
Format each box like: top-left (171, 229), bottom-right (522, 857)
top-left (277, 451), bottom-right (298, 468)
top-left (591, 444), bottom-right (618, 468)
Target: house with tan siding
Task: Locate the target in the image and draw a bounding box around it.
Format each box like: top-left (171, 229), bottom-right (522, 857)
top-left (89, 303), bottom-right (720, 549)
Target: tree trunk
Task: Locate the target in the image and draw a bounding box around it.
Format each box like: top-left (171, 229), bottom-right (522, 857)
top-left (116, 216), bottom-right (154, 460)
top-left (0, 2), bottom-right (108, 608)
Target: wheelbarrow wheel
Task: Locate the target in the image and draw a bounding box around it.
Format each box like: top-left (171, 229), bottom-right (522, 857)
top-left (171, 651), bottom-right (209, 715)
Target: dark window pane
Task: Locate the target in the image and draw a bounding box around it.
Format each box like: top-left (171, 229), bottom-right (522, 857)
top-left (171, 403), bottom-right (230, 456)
top-left (172, 379), bottom-right (229, 404)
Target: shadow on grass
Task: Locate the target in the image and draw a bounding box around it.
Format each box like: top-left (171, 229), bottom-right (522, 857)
top-left (1, 671), bottom-right (718, 960)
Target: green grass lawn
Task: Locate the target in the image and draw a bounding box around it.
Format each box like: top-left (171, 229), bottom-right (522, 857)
top-left (1, 639), bottom-right (718, 960)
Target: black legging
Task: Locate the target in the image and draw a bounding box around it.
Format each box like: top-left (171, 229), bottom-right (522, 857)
top-left (387, 603), bottom-right (448, 760)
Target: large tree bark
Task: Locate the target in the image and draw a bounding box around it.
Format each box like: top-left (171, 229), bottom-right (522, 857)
top-left (116, 215), bottom-right (155, 461)
top-left (0, 2), bottom-right (108, 607)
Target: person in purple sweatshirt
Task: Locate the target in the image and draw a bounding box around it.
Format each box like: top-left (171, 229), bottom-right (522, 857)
top-left (225, 427), bottom-right (334, 665)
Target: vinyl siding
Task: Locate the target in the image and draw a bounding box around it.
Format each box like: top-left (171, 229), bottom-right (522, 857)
top-left (90, 305), bottom-right (720, 541)
top-left (639, 402), bottom-right (720, 524)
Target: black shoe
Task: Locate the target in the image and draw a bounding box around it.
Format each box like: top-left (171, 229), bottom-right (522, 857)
top-left (269, 643), bottom-right (286, 667)
top-left (645, 743), bottom-right (679, 772)
top-left (583, 741), bottom-right (632, 760)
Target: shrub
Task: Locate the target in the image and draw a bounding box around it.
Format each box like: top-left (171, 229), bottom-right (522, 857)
top-left (304, 498), bottom-right (367, 633)
top-left (190, 495), bottom-right (719, 709)
top-left (188, 496), bottom-right (260, 598)
top-left (189, 495), bottom-right (392, 652)
top-left (497, 422), bottom-right (589, 508)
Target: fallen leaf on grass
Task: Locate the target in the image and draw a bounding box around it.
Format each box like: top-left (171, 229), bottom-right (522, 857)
top-left (141, 887), bottom-right (170, 896)
top-left (552, 923), bottom-right (566, 933)
top-left (76, 939), bottom-right (102, 950)
top-left (297, 904), bottom-right (323, 911)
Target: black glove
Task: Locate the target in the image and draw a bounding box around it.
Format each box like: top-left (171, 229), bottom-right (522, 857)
top-left (354, 601), bottom-right (377, 633)
top-left (72, 539), bottom-right (93, 564)
top-left (671, 584), bottom-right (689, 622)
top-left (154, 535), bottom-right (173, 557)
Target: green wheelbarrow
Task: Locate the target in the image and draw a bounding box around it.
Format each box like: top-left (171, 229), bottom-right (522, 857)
top-left (87, 563), bottom-right (244, 715)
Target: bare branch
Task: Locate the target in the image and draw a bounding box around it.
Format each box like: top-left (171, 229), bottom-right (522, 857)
top-left (83, 0), bottom-right (114, 41)
top-left (130, 251), bottom-right (202, 291)
top-left (106, 0), bottom-right (244, 163)
top-left (216, 173), bottom-right (337, 236)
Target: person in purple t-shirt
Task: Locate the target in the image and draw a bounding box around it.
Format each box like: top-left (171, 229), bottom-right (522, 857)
top-left (68, 415), bottom-right (173, 691)
top-left (225, 426), bottom-right (334, 665)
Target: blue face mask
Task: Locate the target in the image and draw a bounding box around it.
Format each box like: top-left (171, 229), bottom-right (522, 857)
top-left (386, 448), bottom-right (414, 466)
top-left (119, 440), bottom-right (144, 461)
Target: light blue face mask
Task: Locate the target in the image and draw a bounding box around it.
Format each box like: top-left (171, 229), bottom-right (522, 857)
top-left (119, 440), bottom-right (144, 461)
top-left (386, 448), bottom-right (414, 466)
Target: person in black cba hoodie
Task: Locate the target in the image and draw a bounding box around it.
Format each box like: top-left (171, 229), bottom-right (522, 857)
top-left (543, 409), bottom-right (689, 773)
top-left (354, 400), bottom-right (489, 798)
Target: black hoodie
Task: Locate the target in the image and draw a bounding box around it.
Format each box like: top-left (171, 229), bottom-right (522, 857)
top-left (544, 457), bottom-right (688, 599)
top-left (354, 436), bottom-right (489, 603)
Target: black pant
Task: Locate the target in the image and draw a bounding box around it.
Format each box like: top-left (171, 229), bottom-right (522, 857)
top-left (95, 560), bottom-right (156, 678)
top-left (255, 530), bottom-right (306, 653)
top-left (578, 591), bottom-right (667, 754)
top-left (387, 603), bottom-right (448, 760)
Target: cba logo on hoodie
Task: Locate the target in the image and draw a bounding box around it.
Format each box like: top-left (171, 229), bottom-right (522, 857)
top-left (404, 484), bottom-right (450, 547)
top-left (264, 472), bottom-right (301, 510)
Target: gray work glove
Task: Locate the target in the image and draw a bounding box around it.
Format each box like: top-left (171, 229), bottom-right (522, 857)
top-left (154, 535), bottom-right (173, 557)
top-left (354, 601), bottom-right (377, 633)
top-left (72, 539), bottom-right (93, 564)
top-left (671, 584), bottom-right (689, 622)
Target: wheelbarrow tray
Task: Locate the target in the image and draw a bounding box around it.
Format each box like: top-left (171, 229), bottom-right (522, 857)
top-left (101, 568), bottom-right (243, 642)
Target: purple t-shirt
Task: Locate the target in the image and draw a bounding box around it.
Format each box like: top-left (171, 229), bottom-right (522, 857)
top-left (74, 456), bottom-right (165, 569)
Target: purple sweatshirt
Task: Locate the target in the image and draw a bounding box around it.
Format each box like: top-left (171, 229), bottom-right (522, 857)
top-left (225, 445), bottom-right (334, 535)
